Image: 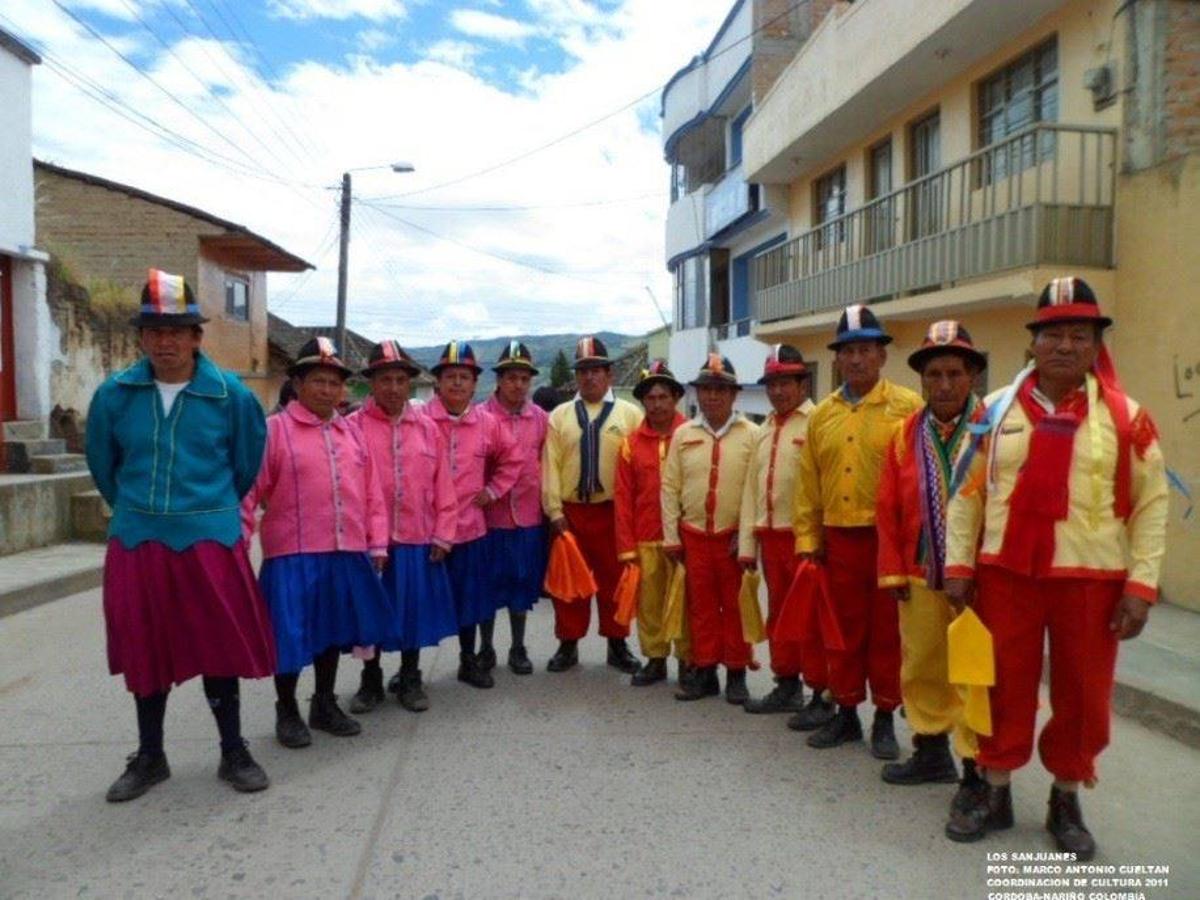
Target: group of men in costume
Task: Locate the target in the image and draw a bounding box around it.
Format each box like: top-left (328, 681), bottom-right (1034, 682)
top-left (87, 268), bottom-right (1167, 860)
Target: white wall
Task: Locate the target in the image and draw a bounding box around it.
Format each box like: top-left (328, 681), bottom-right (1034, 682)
top-left (13, 259), bottom-right (54, 420)
top-left (0, 48), bottom-right (35, 255)
top-left (662, 1), bottom-right (753, 144)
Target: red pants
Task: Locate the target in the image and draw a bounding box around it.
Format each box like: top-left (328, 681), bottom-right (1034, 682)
top-left (760, 529), bottom-right (826, 687)
top-left (824, 527), bottom-right (900, 710)
top-left (552, 502), bottom-right (628, 641)
top-left (681, 528), bottom-right (749, 669)
top-left (975, 566), bottom-right (1122, 782)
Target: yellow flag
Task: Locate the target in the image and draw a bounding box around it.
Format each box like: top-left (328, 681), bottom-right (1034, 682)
top-left (963, 685), bottom-right (993, 736)
top-left (738, 570), bottom-right (766, 644)
top-left (663, 562), bottom-right (686, 641)
top-left (948, 608), bottom-right (995, 686)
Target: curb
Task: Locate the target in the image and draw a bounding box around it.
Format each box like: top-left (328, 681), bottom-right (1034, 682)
top-left (1111, 679), bottom-right (1200, 751)
top-left (0, 564), bottom-right (104, 619)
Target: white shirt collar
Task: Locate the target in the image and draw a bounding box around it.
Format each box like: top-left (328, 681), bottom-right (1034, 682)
top-left (694, 411), bottom-right (738, 439)
top-left (573, 388), bottom-right (615, 405)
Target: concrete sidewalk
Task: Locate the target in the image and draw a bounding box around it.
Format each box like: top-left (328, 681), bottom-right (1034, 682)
top-left (1114, 600), bottom-right (1200, 748)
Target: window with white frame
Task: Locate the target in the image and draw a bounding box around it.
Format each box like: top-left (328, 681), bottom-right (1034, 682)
top-left (674, 255), bottom-right (707, 330)
top-left (978, 37), bottom-right (1058, 180)
top-left (225, 275), bottom-right (249, 321)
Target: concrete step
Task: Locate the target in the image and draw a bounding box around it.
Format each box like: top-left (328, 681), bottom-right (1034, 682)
top-left (29, 453), bottom-right (88, 474)
top-left (71, 489), bottom-right (111, 542)
top-left (0, 542), bottom-right (106, 618)
top-left (4, 438), bottom-right (68, 473)
top-left (2, 419), bottom-right (46, 442)
top-left (0, 471), bottom-right (96, 556)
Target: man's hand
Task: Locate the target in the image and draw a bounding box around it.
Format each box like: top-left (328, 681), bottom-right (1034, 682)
top-left (889, 586), bottom-right (910, 603)
top-left (472, 490), bottom-right (494, 509)
top-left (944, 577), bottom-right (975, 612)
top-left (429, 545), bottom-right (447, 563)
top-left (1109, 595), bottom-right (1151, 640)
top-left (550, 517), bottom-right (569, 536)
top-left (663, 546), bottom-right (684, 564)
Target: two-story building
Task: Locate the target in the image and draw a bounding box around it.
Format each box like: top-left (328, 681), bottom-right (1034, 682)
top-left (743, 0), bottom-right (1199, 607)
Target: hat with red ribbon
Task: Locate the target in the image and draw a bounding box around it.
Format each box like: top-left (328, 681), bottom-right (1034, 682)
top-left (757, 344), bottom-right (809, 384)
top-left (907, 320), bottom-right (988, 373)
top-left (633, 358), bottom-right (684, 400)
top-left (1027, 276), bottom-right (1113, 331)
top-left (689, 352), bottom-right (740, 389)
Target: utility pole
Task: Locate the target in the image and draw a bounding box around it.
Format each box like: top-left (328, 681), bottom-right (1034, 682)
top-left (335, 171), bottom-right (352, 357)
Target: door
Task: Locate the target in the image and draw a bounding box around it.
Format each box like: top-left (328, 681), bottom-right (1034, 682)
top-left (0, 255), bottom-right (16, 422)
top-left (910, 111), bottom-right (942, 239)
top-left (866, 139), bottom-right (894, 254)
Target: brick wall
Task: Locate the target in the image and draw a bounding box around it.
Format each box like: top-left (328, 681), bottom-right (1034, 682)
top-left (1164, 0), bottom-right (1200, 161)
top-left (751, 0), bottom-right (838, 105)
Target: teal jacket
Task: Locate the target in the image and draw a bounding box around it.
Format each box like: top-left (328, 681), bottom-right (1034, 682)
top-left (85, 352), bottom-right (267, 551)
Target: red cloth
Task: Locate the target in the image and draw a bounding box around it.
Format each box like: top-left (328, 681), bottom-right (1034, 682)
top-left (681, 527), bottom-right (749, 668)
top-left (613, 415), bottom-right (686, 558)
top-left (974, 565), bottom-right (1121, 782)
top-left (103, 538), bottom-right (277, 697)
top-left (760, 529), bottom-right (826, 684)
top-left (824, 527), bottom-right (901, 710)
top-left (552, 502), bottom-right (627, 640)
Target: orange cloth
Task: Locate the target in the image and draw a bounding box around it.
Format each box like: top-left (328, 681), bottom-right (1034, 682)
top-left (614, 415), bottom-right (687, 561)
top-left (543, 532), bottom-right (597, 603)
top-left (613, 563), bottom-right (640, 627)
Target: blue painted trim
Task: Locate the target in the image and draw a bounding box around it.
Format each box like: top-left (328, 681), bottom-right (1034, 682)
top-left (666, 244), bottom-right (712, 273)
top-left (664, 57), bottom-right (752, 162)
top-left (659, 0), bottom-right (748, 115)
top-left (731, 232), bottom-right (786, 323)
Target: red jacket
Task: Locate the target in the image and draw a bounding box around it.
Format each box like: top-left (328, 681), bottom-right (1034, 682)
top-left (614, 414), bottom-right (687, 561)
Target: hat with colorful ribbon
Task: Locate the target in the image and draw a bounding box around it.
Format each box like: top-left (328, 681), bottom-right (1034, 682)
top-left (431, 340), bottom-right (483, 376)
top-left (1027, 275), bottom-right (1113, 331)
top-left (757, 344), bottom-right (810, 384)
top-left (130, 268), bottom-right (208, 327)
top-left (288, 336), bottom-right (353, 379)
top-left (362, 339), bottom-right (421, 377)
top-left (828, 303), bottom-right (893, 350)
top-left (907, 320), bottom-right (988, 373)
top-left (493, 340), bottom-right (539, 375)
top-left (689, 352), bottom-right (740, 389)
top-left (573, 335), bottom-right (612, 370)
top-left (633, 359), bottom-right (684, 400)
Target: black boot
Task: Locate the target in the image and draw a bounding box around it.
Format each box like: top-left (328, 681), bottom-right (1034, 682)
top-left (349, 664), bottom-right (385, 714)
top-left (1046, 786), bottom-right (1097, 861)
top-left (308, 693), bottom-right (362, 736)
top-left (606, 638), bottom-right (641, 674)
top-left (787, 691), bottom-right (836, 732)
top-left (882, 733), bottom-right (959, 785)
top-left (546, 640), bottom-right (579, 673)
top-left (106, 751), bottom-right (170, 802)
top-left (951, 759), bottom-right (986, 813)
top-left (675, 666), bottom-right (720, 701)
top-left (386, 670), bottom-right (403, 695)
top-left (476, 644), bottom-right (498, 673)
top-left (745, 676), bottom-right (804, 714)
top-left (397, 669), bottom-right (430, 712)
top-left (275, 699), bottom-right (312, 748)
top-left (632, 657), bottom-right (668, 686)
top-left (507, 645), bottom-right (534, 675)
top-left (217, 741), bottom-right (270, 793)
top-left (724, 668), bottom-right (750, 705)
top-left (945, 779), bottom-right (1014, 843)
top-left (870, 709), bottom-right (900, 760)
top-left (676, 660), bottom-right (694, 688)
top-left (807, 705), bottom-right (863, 749)
top-left (457, 652), bottom-right (495, 689)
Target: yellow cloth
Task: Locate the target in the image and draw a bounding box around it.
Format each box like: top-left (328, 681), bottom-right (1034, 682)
top-left (541, 396), bottom-right (643, 521)
top-left (661, 415), bottom-right (759, 556)
top-left (635, 544), bottom-right (689, 660)
top-left (899, 583), bottom-right (978, 758)
top-left (663, 561), bottom-right (687, 642)
top-left (947, 607), bottom-right (994, 738)
top-left (738, 401), bottom-right (814, 559)
top-left (794, 379), bottom-right (923, 554)
top-left (945, 385), bottom-right (1168, 597)
top-left (738, 569), bottom-right (766, 644)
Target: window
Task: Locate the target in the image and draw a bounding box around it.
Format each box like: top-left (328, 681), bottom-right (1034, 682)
top-left (670, 162), bottom-right (688, 203)
top-left (729, 106), bottom-right (752, 169)
top-left (674, 254), bottom-right (708, 330)
top-left (813, 165), bottom-right (846, 248)
top-left (909, 111), bottom-right (942, 238)
top-left (866, 139), bottom-right (894, 253)
top-left (225, 275), bottom-right (249, 321)
top-left (978, 38), bottom-right (1058, 180)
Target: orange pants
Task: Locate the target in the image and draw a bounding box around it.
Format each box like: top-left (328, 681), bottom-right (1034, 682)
top-left (552, 502), bottom-right (628, 641)
top-left (825, 527), bottom-right (901, 710)
top-left (760, 529), bottom-right (826, 687)
top-left (975, 566), bottom-right (1122, 782)
top-left (681, 528), bottom-right (749, 669)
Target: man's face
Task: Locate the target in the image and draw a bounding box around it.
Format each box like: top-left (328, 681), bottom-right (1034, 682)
top-left (640, 383), bottom-right (679, 427)
top-left (293, 367), bottom-right (345, 420)
top-left (576, 366), bottom-right (612, 403)
top-left (697, 384), bottom-right (736, 425)
top-left (437, 366), bottom-right (477, 411)
top-left (140, 325), bottom-right (201, 375)
top-left (765, 375), bottom-right (808, 416)
top-left (497, 369), bottom-right (533, 408)
top-left (1031, 323), bottom-right (1100, 385)
top-left (835, 341), bottom-right (887, 390)
top-left (920, 353), bottom-right (975, 422)
top-left (371, 368), bottom-right (411, 415)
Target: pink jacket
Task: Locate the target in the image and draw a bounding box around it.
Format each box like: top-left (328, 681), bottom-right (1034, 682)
top-left (242, 401), bottom-right (388, 560)
top-left (349, 397), bottom-right (457, 550)
top-left (482, 394), bottom-right (549, 530)
top-left (423, 396), bottom-right (521, 544)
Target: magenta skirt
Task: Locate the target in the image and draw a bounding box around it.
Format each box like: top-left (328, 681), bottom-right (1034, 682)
top-left (103, 539), bottom-right (277, 696)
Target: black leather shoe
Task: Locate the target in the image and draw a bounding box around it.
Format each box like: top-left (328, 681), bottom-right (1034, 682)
top-left (457, 652), bottom-right (495, 689)
top-left (631, 657), bottom-right (668, 686)
top-left (675, 666), bottom-right (720, 701)
top-left (787, 692), bottom-right (836, 731)
top-left (546, 641), bottom-right (579, 673)
top-left (945, 781), bottom-right (1014, 843)
top-left (349, 666), bottom-right (385, 714)
top-left (724, 668), bottom-right (750, 705)
top-left (807, 705), bottom-right (864, 749)
top-left (275, 700), bottom-right (312, 748)
top-left (397, 669), bottom-right (430, 712)
top-left (677, 661), bottom-right (695, 688)
top-left (308, 693), bottom-right (362, 736)
top-left (106, 751), bottom-right (170, 802)
top-left (606, 638), bottom-right (641, 674)
top-left (218, 742), bottom-right (270, 793)
top-left (477, 645), bottom-right (498, 673)
top-left (745, 677), bottom-right (804, 714)
top-left (1046, 786), bottom-right (1097, 861)
top-left (882, 733), bottom-right (959, 785)
top-left (508, 646), bottom-right (534, 675)
top-left (870, 709), bottom-right (901, 760)
top-left (386, 670), bottom-right (403, 695)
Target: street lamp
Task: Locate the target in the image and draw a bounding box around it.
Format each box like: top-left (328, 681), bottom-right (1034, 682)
top-left (335, 162), bottom-right (415, 355)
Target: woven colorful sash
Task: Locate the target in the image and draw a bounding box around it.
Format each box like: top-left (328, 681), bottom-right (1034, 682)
top-left (914, 397), bottom-right (974, 590)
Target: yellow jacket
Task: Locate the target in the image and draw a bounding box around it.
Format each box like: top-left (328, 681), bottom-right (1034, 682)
top-left (794, 379), bottom-right (924, 553)
top-left (945, 379), bottom-right (1168, 601)
top-left (739, 400), bottom-right (815, 560)
top-left (541, 394), bottom-right (643, 520)
top-left (661, 414), bottom-right (759, 557)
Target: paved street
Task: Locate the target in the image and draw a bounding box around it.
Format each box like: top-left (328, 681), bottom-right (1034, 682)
top-left (2, 588), bottom-right (1197, 899)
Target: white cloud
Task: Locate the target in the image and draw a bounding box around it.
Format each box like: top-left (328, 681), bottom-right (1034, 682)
top-left (448, 9), bottom-right (537, 43)
top-left (423, 39), bottom-right (481, 69)
top-left (357, 28), bottom-right (396, 52)
top-left (268, 0), bottom-right (408, 22)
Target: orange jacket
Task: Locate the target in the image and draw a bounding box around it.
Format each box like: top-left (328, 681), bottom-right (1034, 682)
top-left (614, 414), bottom-right (687, 561)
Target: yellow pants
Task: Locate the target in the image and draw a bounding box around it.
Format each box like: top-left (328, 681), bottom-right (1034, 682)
top-left (636, 544), bottom-right (690, 661)
top-left (898, 582), bottom-right (977, 759)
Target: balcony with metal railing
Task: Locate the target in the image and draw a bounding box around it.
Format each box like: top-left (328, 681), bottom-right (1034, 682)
top-left (753, 124), bottom-right (1116, 324)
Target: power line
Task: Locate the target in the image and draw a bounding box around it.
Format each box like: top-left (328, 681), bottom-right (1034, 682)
top-left (358, 190), bottom-right (667, 212)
